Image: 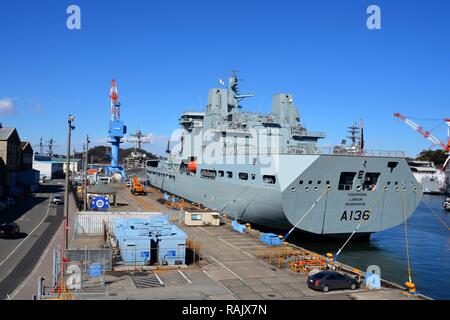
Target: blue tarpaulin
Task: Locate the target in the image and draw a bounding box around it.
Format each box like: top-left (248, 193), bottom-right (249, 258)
top-left (231, 220), bottom-right (246, 233)
top-left (260, 233), bottom-right (283, 246)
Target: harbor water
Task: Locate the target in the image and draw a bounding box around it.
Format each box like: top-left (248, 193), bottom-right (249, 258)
top-left (293, 194), bottom-right (450, 300)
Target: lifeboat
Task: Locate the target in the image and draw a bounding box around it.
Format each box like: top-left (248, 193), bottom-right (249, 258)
top-left (187, 161), bottom-right (197, 173)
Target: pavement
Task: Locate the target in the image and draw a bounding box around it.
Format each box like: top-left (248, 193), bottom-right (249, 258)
top-left (7, 182), bottom-right (422, 300)
top-left (0, 181), bottom-right (65, 299)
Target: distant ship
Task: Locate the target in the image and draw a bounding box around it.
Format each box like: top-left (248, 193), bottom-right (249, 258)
top-left (145, 73), bottom-right (422, 237)
top-left (407, 160), bottom-right (445, 195)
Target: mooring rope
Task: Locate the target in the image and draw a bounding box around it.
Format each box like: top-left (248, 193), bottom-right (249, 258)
top-left (422, 200), bottom-right (450, 230)
top-left (403, 191), bottom-right (413, 284)
top-left (333, 188), bottom-right (386, 261)
top-left (283, 189), bottom-right (329, 241)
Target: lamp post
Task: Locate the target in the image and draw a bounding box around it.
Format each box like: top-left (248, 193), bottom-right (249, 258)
top-left (84, 135), bottom-right (90, 211)
top-left (64, 114), bottom-right (75, 250)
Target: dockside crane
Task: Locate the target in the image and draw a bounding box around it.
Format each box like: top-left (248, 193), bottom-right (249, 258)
top-left (393, 113), bottom-right (450, 169)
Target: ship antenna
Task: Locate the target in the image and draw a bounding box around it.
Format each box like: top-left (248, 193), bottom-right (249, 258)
top-left (228, 70), bottom-right (255, 108)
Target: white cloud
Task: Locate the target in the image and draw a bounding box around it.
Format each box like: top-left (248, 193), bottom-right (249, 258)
top-left (0, 98), bottom-right (16, 115)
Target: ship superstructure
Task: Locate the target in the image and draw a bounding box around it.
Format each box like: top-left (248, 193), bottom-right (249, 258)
top-left (407, 160), bottom-right (445, 194)
top-left (146, 73), bottom-right (422, 237)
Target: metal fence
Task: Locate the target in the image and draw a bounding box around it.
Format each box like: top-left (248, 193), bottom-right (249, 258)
top-left (75, 212), bottom-right (166, 236)
top-left (320, 147), bottom-right (405, 157)
top-left (50, 245), bottom-right (112, 299)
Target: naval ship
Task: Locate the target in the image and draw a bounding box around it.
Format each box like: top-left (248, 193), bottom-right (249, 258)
top-left (146, 73), bottom-right (422, 237)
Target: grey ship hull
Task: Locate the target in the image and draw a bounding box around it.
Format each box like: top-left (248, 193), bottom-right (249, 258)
top-left (146, 154), bottom-right (422, 236)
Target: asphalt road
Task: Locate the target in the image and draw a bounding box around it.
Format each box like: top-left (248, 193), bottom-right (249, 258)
top-left (0, 181), bottom-right (64, 299)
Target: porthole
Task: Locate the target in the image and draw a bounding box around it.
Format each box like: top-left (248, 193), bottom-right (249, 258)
top-left (314, 187), bottom-right (318, 191)
top-left (356, 185), bottom-right (362, 191)
top-left (403, 187), bottom-right (407, 191)
top-left (395, 187), bottom-right (400, 192)
top-left (305, 187), bottom-right (310, 192)
top-left (299, 180), bottom-right (303, 185)
top-left (291, 187), bottom-right (296, 192)
top-left (327, 186), bottom-right (332, 191)
top-left (414, 188), bottom-right (417, 192)
top-left (384, 186), bottom-right (388, 191)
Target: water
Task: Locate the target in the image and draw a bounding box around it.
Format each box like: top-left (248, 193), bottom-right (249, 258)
top-left (291, 194), bottom-right (450, 300)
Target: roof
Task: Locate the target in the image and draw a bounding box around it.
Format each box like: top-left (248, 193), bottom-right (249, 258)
top-left (51, 158), bottom-right (82, 163)
top-left (87, 183), bottom-right (117, 194)
top-left (0, 127), bottom-right (18, 141)
top-left (34, 160), bottom-right (64, 165)
top-left (20, 142), bottom-right (33, 153)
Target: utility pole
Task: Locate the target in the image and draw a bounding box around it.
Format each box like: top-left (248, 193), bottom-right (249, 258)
top-left (84, 135), bottom-right (90, 211)
top-left (82, 143), bottom-right (86, 210)
top-left (64, 115), bottom-right (75, 250)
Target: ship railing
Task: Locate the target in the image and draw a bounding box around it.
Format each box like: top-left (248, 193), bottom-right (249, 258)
top-left (320, 147), bottom-right (405, 158)
top-left (217, 147), bottom-right (405, 157)
top-left (338, 184), bottom-right (353, 191)
top-left (291, 129), bottom-right (326, 138)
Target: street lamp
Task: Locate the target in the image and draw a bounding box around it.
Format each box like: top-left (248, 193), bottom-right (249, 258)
top-left (64, 114), bottom-right (75, 250)
top-left (84, 134), bottom-right (91, 211)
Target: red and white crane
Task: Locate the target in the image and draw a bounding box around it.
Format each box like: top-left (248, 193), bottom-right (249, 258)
top-left (394, 113), bottom-right (450, 170)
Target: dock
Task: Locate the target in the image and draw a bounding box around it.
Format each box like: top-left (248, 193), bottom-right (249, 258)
top-left (60, 184), bottom-right (427, 300)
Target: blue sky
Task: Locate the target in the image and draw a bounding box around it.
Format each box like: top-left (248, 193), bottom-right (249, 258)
top-left (0, 0), bottom-right (449, 156)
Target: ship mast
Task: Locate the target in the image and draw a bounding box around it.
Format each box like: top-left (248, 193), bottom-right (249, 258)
top-left (228, 70), bottom-right (254, 111)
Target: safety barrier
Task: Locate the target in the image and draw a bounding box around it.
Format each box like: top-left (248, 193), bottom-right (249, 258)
top-left (256, 245), bottom-right (342, 274)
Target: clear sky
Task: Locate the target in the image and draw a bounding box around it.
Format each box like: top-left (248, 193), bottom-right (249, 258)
top-left (0, 0), bottom-right (449, 157)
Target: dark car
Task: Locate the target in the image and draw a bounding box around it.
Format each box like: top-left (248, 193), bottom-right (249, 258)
top-left (307, 270), bottom-right (360, 292)
top-left (0, 223), bottom-right (21, 238)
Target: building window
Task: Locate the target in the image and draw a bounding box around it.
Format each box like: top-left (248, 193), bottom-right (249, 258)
top-left (218, 171), bottom-right (224, 177)
top-left (227, 171), bottom-right (233, 178)
top-left (251, 174), bottom-right (256, 180)
top-left (191, 214), bottom-right (202, 221)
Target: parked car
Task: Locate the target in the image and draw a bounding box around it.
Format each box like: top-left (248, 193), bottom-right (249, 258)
top-left (52, 194), bottom-right (63, 205)
top-left (0, 223), bottom-right (20, 238)
top-left (307, 271), bottom-right (360, 292)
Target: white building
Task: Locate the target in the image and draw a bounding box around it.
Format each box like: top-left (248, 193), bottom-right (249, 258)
top-left (33, 160), bottom-right (64, 179)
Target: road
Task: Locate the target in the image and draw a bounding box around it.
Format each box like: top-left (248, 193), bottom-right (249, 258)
top-left (0, 181), bottom-right (64, 299)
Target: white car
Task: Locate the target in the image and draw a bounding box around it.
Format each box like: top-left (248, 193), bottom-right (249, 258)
top-left (52, 194), bottom-right (63, 205)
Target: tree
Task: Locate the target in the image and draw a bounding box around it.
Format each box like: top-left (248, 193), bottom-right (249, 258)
top-left (74, 146), bottom-right (157, 165)
top-left (416, 149), bottom-right (447, 167)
